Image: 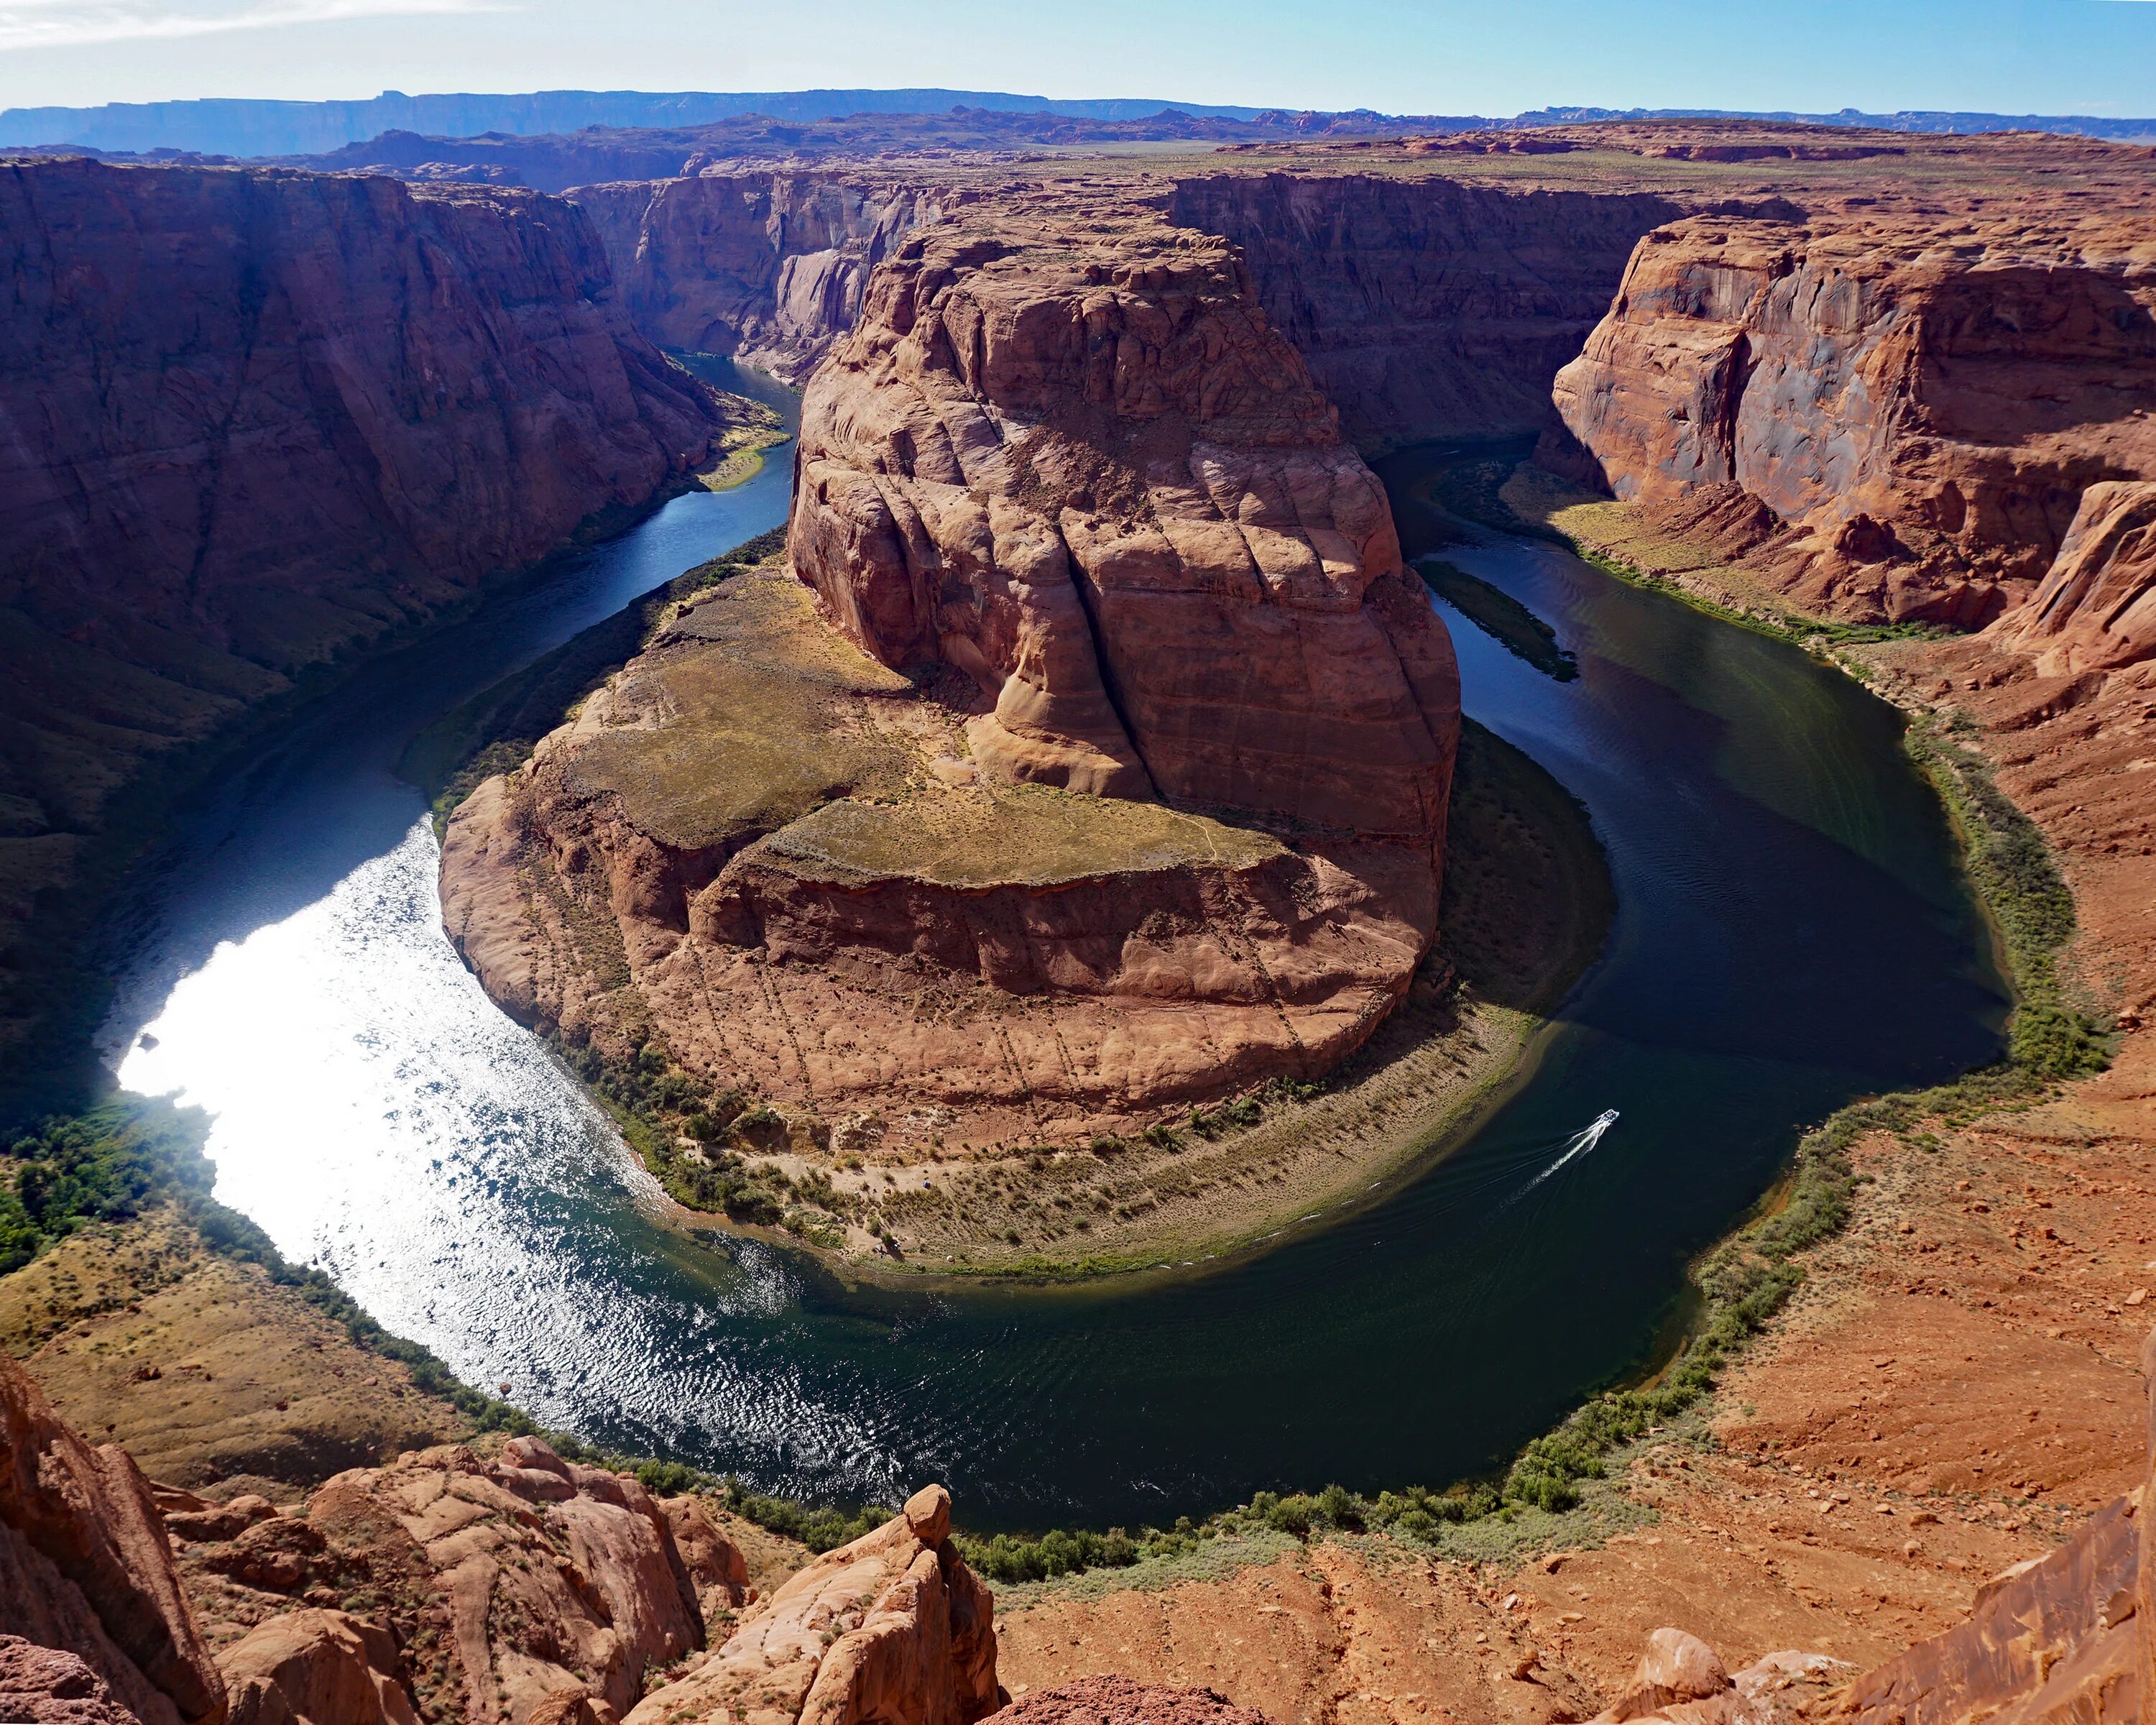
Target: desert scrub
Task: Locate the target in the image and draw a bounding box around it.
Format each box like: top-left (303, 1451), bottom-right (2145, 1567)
top-left (0, 1098), bottom-right (216, 1274)
top-left (1907, 714), bottom-right (2110, 1077)
top-left (1, 1094), bottom-right (537, 1435)
top-left (404, 526), bottom-right (789, 834)
top-left (551, 1035), bottom-right (814, 1228)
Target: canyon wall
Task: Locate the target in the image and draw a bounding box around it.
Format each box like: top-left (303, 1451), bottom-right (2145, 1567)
top-left (1, 158), bottom-right (718, 661)
top-left (1550, 213), bottom-right (2156, 623)
top-left (571, 167), bottom-right (1700, 451)
top-left (0, 155), bottom-right (721, 1108)
top-left (569, 171), bottom-right (959, 377)
top-left (1166, 172), bottom-right (1690, 446)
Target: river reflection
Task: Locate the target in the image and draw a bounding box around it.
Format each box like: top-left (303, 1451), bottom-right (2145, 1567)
top-left (112, 440), bottom-right (2007, 1530)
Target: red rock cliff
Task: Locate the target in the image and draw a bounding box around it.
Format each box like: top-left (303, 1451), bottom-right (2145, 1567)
top-left (1167, 172), bottom-right (1693, 447)
top-left (0, 157), bottom-right (719, 661)
top-left (1551, 213), bottom-right (2156, 624)
top-left (0, 155), bottom-right (722, 1105)
top-left (789, 201), bottom-right (1458, 845)
top-left (570, 171), bottom-right (959, 379)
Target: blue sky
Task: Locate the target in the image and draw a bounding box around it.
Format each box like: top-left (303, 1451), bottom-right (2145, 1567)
top-left (2, 0), bottom-right (2153, 116)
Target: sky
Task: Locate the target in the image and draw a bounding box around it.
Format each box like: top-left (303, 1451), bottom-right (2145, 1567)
top-left (2, 0), bottom-right (2155, 117)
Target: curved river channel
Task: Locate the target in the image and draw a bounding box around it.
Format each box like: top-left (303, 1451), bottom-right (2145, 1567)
top-left (109, 426), bottom-right (2007, 1531)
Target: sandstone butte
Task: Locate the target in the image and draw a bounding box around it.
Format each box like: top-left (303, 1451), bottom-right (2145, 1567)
top-left (441, 198), bottom-right (1461, 1151)
top-left (13, 1309), bottom-right (2156, 1725)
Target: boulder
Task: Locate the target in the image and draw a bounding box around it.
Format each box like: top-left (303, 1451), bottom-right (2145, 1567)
top-left (218, 1611), bottom-right (418, 1725)
top-left (0, 1636), bottom-right (149, 1725)
top-left (625, 1486), bottom-right (999, 1725)
top-left (1593, 1631), bottom-right (1846, 1725)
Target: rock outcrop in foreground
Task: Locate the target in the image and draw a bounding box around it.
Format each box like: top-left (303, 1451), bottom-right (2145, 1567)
top-left (443, 201), bottom-right (1458, 1149)
top-left (5, 1352), bottom-right (997, 1725)
top-left (0, 1353), bottom-right (224, 1725)
top-left (1551, 212), bottom-right (2156, 625)
top-left (12, 1303), bottom-right (2156, 1725)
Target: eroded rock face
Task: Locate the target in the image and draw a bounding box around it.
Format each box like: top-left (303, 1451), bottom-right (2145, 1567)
top-left (1991, 480), bottom-right (2156, 674)
top-left (0, 1637), bottom-right (148, 1725)
top-left (0, 157), bottom-right (718, 666)
top-left (172, 1436), bottom-right (739, 1725)
top-left (624, 1486), bottom-right (998, 1725)
top-left (219, 1611), bottom-right (418, 1725)
top-left (0, 1353), bottom-right (226, 1725)
top-left (1830, 1494), bottom-right (2139, 1725)
top-left (791, 203), bottom-right (1457, 838)
top-left (0, 155), bottom-right (723, 1098)
top-left (571, 172), bottom-right (958, 380)
top-left (1168, 172), bottom-right (1690, 446)
top-left (1552, 215), bottom-right (2156, 625)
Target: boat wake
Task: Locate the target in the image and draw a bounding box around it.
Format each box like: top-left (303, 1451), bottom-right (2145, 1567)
top-left (1521, 1108), bottom-right (1620, 1195)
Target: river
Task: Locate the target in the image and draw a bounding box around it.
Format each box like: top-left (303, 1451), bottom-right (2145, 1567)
top-left (107, 432), bottom-right (2007, 1532)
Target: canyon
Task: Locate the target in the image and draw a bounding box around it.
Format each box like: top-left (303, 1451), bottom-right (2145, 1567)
top-left (7, 103), bottom-right (2156, 1725)
top-left (0, 155), bottom-right (741, 1117)
top-left (422, 120), bottom-right (2156, 1265)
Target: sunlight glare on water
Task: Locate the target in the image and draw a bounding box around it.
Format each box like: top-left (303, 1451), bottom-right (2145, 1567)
top-left (117, 816), bottom-right (903, 1484)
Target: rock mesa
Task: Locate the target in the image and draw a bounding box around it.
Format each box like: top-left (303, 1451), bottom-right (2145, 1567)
top-left (443, 202), bottom-right (1458, 1146)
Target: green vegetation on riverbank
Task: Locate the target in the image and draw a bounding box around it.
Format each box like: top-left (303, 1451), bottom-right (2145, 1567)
top-left (1, 1096), bottom-right (537, 1436)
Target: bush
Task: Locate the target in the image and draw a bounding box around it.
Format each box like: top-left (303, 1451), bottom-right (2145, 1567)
top-left (2, 1098), bottom-right (218, 1269)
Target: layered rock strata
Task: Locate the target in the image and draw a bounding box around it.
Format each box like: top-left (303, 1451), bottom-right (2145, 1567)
top-left (1, 157), bottom-right (719, 681)
top-left (570, 173), bottom-right (959, 379)
top-left (1166, 173), bottom-right (1692, 446)
top-left (444, 204), bottom-right (1459, 1146)
top-left (1992, 480), bottom-right (2156, 674)
top-left (1830, 1494), bottom-right (2139, 1725)
top-left (1550, 213), bottom-right (2156, 625)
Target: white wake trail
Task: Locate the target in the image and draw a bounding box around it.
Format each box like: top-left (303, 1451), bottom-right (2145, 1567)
top-left (1521, 1109), bottom-right (1619, 1194)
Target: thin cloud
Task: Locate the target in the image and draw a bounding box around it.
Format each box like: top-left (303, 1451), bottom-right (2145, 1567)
top-left (0, 0), bottom-right (507, 52)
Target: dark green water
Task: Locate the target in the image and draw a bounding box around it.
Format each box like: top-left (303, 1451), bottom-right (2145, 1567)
top-left (109, 440), bottom-right (2007, 1532)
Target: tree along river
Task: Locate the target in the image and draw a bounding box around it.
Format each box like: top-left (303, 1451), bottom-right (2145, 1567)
top-left (108, 424), bottom-right (2007, 1532)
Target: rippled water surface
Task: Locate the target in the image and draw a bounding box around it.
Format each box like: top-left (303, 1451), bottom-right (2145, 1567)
top-left (111, 438), bottom-right (2007, 1529)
